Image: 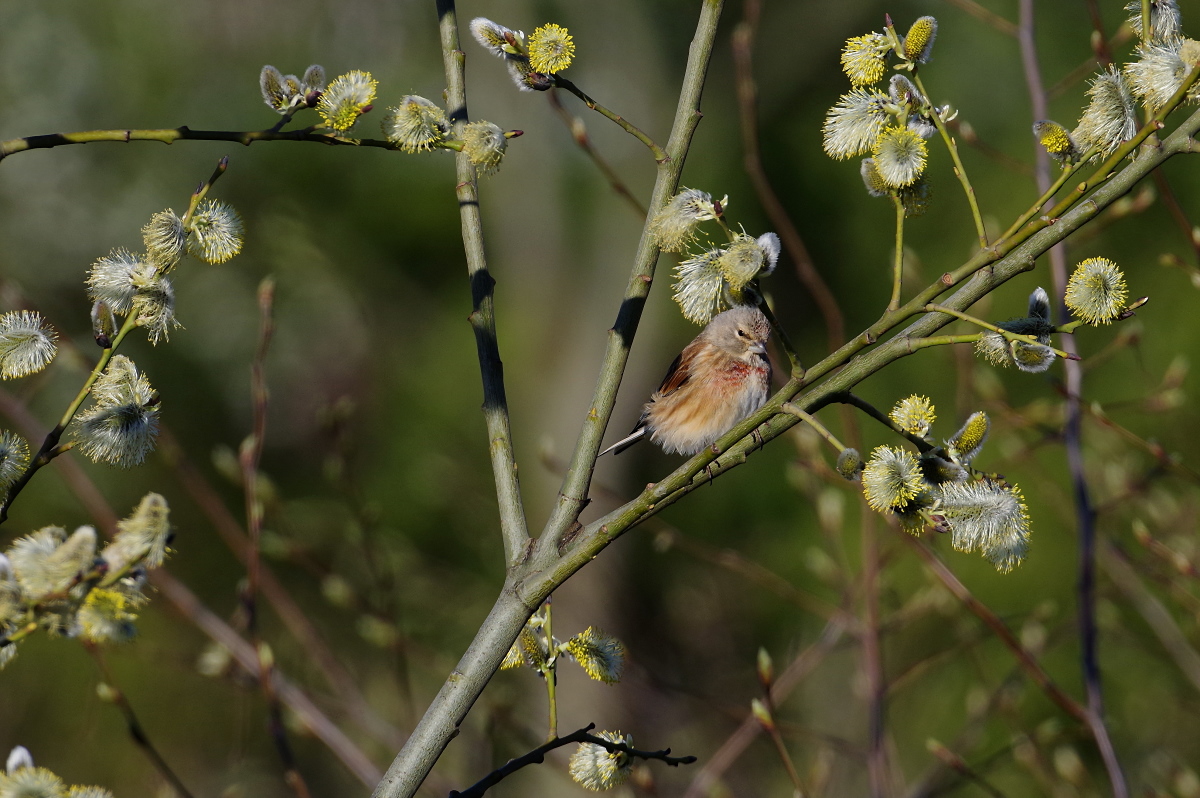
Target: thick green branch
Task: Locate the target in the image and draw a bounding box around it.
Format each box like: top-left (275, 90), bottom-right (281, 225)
top-left (525, 101), bottom-right (1200, 618)
top-left (540, 0), bottom-right (724, 550)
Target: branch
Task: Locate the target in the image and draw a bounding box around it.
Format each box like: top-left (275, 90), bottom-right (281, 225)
top-left (438, 1), bottom-right (530, 565)
top-left (369, 4), bottom-right (727, 796)
top-left (551, 76), bottom-right (668, 162)
top-left (1017, 3), bottom-right (1126, 796)
top-left (0, 126), bottom-right (427, 161)
top-left (542, 103), bottom-right (1200, 615)
top-left (546, 91), bottom-right (647, 218)
top-left (448, 724), bottom-right (695, 798)
top-left (901, 536), bottom-right (1089, 724)
top-left (152, 571), bottom-right (384, 786)
top-left (0, 158), bottom-right (231, 527)
top-left (84, 642), bottom-right (197, 798)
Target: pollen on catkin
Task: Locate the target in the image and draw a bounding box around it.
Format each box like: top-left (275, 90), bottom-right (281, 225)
top-left (862, 445), bottom-right (926, 512)
top-left (1009, 339), bottom-right (1057, 373)
top-left (1065, 257), bottom-right (1128, 325)
top-left (565, 627), bottom-right (625, 683)
top-left (461, 121), bottom-right (508, 175)
top-left (945, 411), bottom-right (989, 465)
top-left (0, 765), bottom-right (67, 798)
top-left (569, 731), bottom-right (635, 791)
top-left (890, 395), bottom-right (936, 438)
top-left (1073, 67), bottom-right (1138, 156)
top-left (872, 126), bottom-right (928, 188)
top-left (0, 311), bottom-right (58, 380)
top-left (382, 95), bottom-right (450, 153)
top-left (836, 448), bottom-right (864, 480)
top-left (902, 16), bottom-right (938, 63)
top-left (317, 70), bottom-right (378, 132)
top-left (77, 588), bottom-right (138, 643)
top-left (1033, 121), bottom-right (1078, 165)
top-left (840, 33), bottom-right (891, 86)
top-left (718, 235), bottom-right (767, 290)
top-left (822, 88), bottom-right (890, 159)
top-left (528, 23), bottom-right (574, 74)
top-left (102, 492), bottom-right (172, 570)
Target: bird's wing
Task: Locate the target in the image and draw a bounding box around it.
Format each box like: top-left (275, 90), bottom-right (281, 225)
top-left (656, 344), bottom-right (696, 396)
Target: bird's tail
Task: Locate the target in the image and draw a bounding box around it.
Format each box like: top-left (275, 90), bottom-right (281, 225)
top-left (598, 426), bottom-right (647, 456)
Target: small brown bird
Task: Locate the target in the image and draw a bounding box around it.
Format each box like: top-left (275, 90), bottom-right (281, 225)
top-left (602, 306), bottom-right (773, 456)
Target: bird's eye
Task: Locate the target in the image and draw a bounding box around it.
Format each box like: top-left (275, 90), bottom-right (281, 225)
top-left (736, 329), bottom-right (746, 337)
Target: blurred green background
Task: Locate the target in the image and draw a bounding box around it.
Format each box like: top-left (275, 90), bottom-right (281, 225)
top-left (2, 0), bottom-right (1200, 796)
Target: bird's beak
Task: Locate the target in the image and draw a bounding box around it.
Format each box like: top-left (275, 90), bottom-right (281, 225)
top-left (749, 341), bottom-right (767, 356)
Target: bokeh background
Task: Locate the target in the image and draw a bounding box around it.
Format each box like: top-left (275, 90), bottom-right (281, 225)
top-left (2, 0), bottom-right (1200, 795)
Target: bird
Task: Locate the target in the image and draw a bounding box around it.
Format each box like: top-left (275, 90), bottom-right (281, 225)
top-left (601, 305), bottom-right (773, 456)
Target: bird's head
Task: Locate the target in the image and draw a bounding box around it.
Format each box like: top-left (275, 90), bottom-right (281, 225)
top-left (706, 305), bottom-right (771, 360)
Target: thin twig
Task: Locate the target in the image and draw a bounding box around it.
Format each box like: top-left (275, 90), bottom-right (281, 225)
top-left (1017, 3), bottom-right (1127, 795)
top-left (861, 508), bottom-right (889, 798)
top-left (237, 278), bottom-right (311, 798)
top-left (890, 195), bottom-right (905, 311)
top-left (84, 642), bottom-right (197, 798)
top-left (942, 0), bottom-right (1018, 36)
top-left (731, 0), bottom-right (845, 350)
top-left (546, 90), bottom-right (646, 218)
top-left (551, 76), bottom-right (668, 162)
top-left (911, 73), bottom-right (988, 248)
top-left (0, 126), bottom-right (464, 161)
top-left (837, 393), bottom-right (932, 453)
top-left (925, 740), bottom-right (1009, 798)
top-left (923, 303), bottom-right (1079, 361)
top-left (447, 724), bottom-right (695, 798)
top-left (780, 403), bottom-right (845, 452)
top-left (683, 620), bottom-right (847, 798)
top-left (752, 700), bottom-right (807, 797)
top-left (901, 535), bottom-right (1089, 724)
top-left (0, 386), bottom-right (382, 786)
top-left (1101, 542), bottom-right (1200, 695)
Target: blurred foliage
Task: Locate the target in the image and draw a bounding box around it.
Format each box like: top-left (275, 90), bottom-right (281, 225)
top-left (2, 0), bottom-right (1200, 796)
